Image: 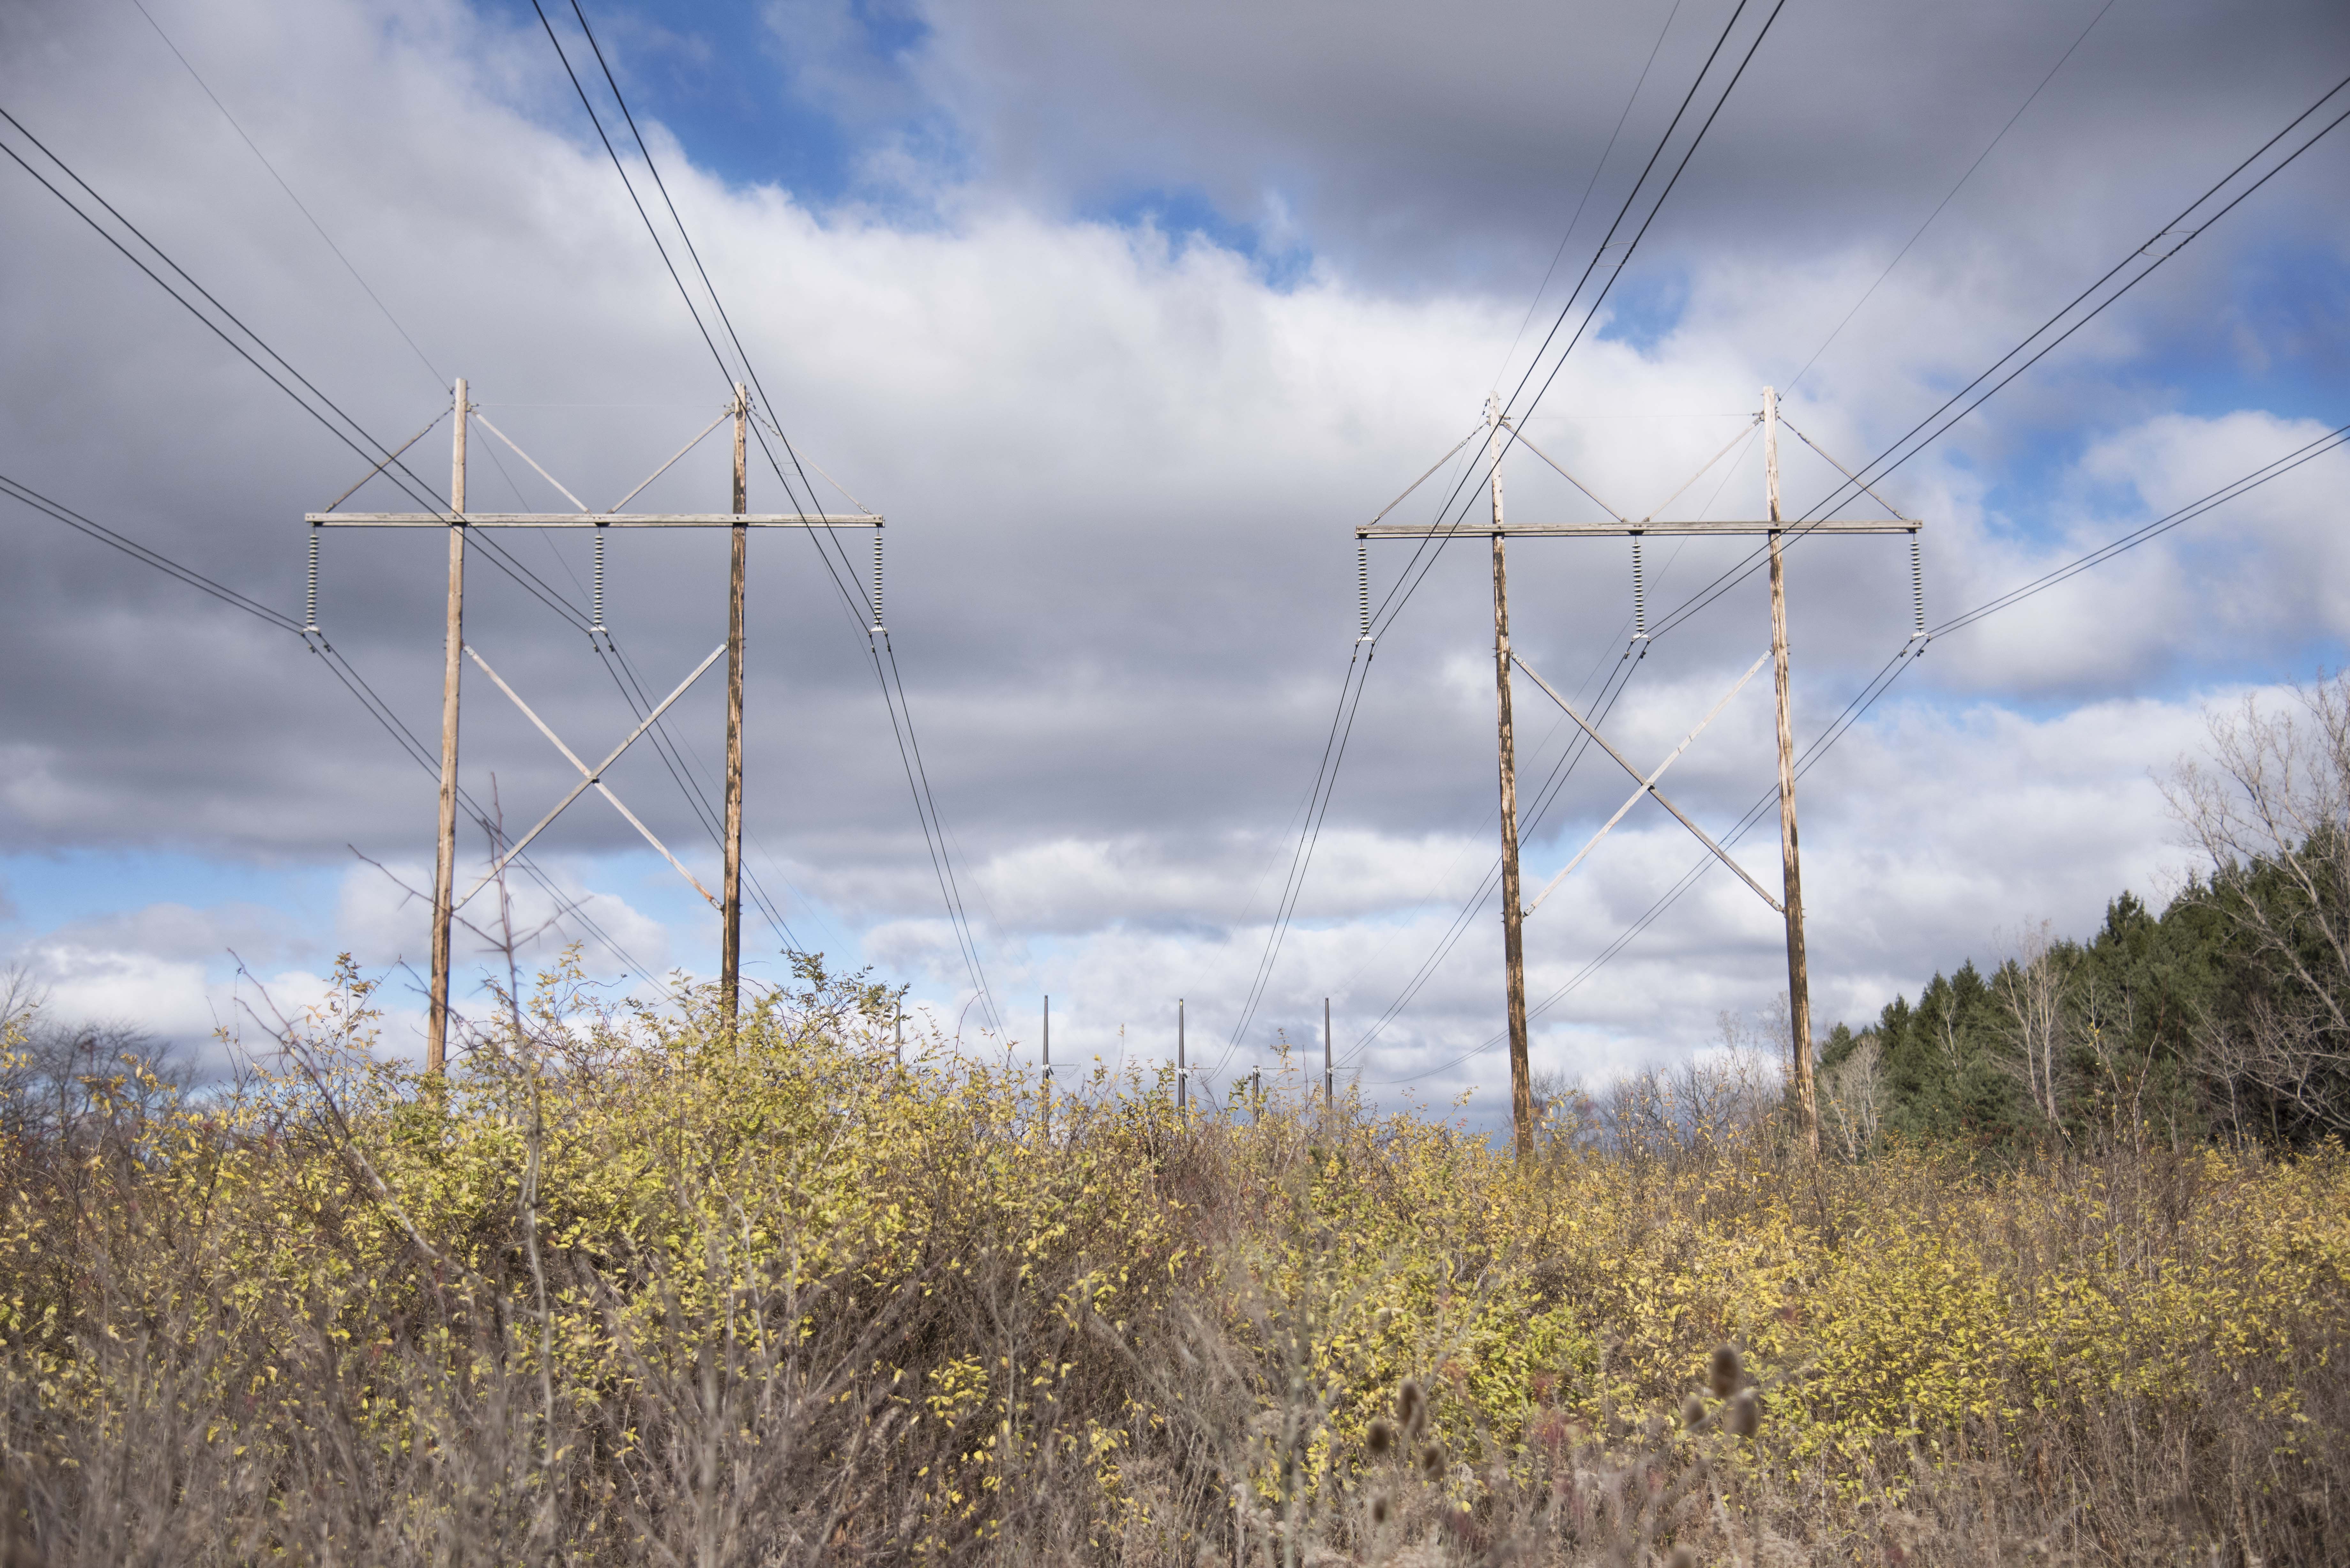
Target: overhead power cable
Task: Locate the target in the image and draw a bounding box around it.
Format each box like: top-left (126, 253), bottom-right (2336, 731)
top-left (125, 0), bottom-right (446, 389)
top-left (1360, 412), bottom-right (2350, 1087)
top-left (1229, 0), bottom-right (1788, 1071)
top-left (1645, 69), bottom-right (2350, 645)
top-left (0, 469), bottom-right (661, 986)
top-left (1364, 0), bottom-right (1789, 644)
top-left (0, 102), bottom-right (727, 991)
top-left (1930, 419), bottom-right (2350, 637)
top-left (530, 1), bottom-right (1001, 1028)
top-left (0, 100), bottom-right (606, 641)
top-left (1783, 0), bottom-right (2118, 395)
top-left (1212, 641), bottom-right (1376, 1078)
top-left (1493, 0), bottom-right (1689, 385)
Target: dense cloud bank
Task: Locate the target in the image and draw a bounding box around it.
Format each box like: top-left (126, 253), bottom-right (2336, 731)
top-left (0, 0), bottom-right (2345, 1112)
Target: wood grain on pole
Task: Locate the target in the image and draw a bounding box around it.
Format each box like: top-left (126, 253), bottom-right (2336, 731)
top-left (1763, 387), bottom-right (1821, 1158)
top-left (1323, 996), bottom-right (1333, 1109)
top-left (1487, 396), bottom-right (1534, 1159)
top-left (428, 377), bottom-right (466, 1074)
top-left (721, 385), bottom-right (747, 1027)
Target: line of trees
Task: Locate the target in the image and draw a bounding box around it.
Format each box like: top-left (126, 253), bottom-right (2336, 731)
top-left (1821, 674), bottom-right (2350, 1155)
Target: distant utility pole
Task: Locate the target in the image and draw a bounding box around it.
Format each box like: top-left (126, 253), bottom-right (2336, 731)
top-left (1357, 388), bottom-right (1923, 1157)
top-left (1177, 999), bottom-right (1187, 1115)
top-left (1323, 996), bottom-right (1334, 1109)
top-left (1041, 994), bottom-right (1052, 1138)
top-left (307, 379), bottom-right (882, 1071)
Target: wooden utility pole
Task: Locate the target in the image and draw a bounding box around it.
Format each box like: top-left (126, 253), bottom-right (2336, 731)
top-left (1486, 395), bottom-right (1535, 1159)
top-left (1762, 387), bottom-right (1820, 1157)
top-left (1323, 996), bottom-right (1333, 1108)
top-left (428, 376), bottom-right (467, 1074)
top-left (1177, 999), bottom-right (1187, 1114)
top-left (721, 384), bottom-right (747, 1025)
top-left (1041, 994), bottom-right (1052, 1137)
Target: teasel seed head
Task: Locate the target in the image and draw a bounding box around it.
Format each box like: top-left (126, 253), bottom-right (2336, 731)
top-left (1419, 1442), bottom-right (1446, 1483)
top-left (1397, 1378), bottom-right (1428, 1440)
top-left (1367, 1418), bottom-right (1394, 1458)
top-left (1668, 1546), bottom-right (1698, 1568)
top-left (1369, 1492), bottom-right (1392, 1527)
top-left (1709, 1343), bottom-right (1742, 1399)
top-left (1725, 1388), bottom-right (1760, 1440)
top-left (1680, 1394), bottom-right (1707, 1431)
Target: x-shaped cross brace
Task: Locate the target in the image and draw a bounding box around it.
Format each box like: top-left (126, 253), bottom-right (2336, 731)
top-left (1512, 650), bottom-right (1785, 917)
top-left (453, 643), bottom-right (727, 912)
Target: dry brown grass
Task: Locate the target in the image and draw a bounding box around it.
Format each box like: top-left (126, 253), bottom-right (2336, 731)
top-left (0, 963), bottom-right (2342, 1565)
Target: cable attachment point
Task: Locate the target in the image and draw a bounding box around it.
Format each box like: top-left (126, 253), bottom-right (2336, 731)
top-left (872, 526), bottom-right (885, 631)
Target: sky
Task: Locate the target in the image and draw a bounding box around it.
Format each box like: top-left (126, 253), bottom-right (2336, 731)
top-left (2, 0), bottom-right (2348, 1118)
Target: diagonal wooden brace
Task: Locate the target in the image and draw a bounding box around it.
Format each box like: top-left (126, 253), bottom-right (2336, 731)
top-left (1513, 649), bottom-right (1784, 916)
top-left (455, 642), bottom-right (727, 911)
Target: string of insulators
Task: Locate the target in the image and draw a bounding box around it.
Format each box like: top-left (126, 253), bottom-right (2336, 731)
top-left (1908, 528), bottom-right (1926, 639)
top-left (592, 524), bottom-right (606, 644)
top-left (304, 526), bottom-right (320, 635)
top-left (1630, 533), bottom-right (1648, 642)
top-left (872, 527), bottom-right (884, 629)
top-left (1356, 541), bottom-right (1370, 638)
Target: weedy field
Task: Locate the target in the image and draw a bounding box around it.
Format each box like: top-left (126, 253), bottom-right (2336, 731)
top-left (1, 954), bottom-right (2343, 1566)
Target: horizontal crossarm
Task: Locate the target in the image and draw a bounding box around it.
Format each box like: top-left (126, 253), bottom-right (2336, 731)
top-left (1512, 650), bottom-right (1784, 916)
top-left (1358, 519), bottom-right (1918, 538)
top-left (309, 512), bottom-right (881, 528)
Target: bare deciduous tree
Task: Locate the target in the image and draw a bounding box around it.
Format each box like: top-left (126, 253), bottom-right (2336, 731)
top-left (1994, 920), bottom-right (2067, 1139)
top-left (2164, 675), bottom-right (2350, 1138)
top-left (1819, 1032), bottom-right (1885, 1163)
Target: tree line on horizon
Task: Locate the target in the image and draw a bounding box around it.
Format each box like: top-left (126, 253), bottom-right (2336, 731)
top-left (1820, 675), bottom-right (2350, 1157)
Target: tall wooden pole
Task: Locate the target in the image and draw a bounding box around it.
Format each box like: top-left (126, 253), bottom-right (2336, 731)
top-left (1177, 999), bottom-right (1187, 1115)
top-left (1487, 395), bottom-right (1534, 1159)
top-left (721, 383), bottom-right (747, 1025)
top-left (428, 376), bottom-right (466, 1074)
top-left (1763, 386), bottom-right (1820, 1157)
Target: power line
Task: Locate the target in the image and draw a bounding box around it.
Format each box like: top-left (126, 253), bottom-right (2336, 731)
top-left (125, 0), bottom-right (445, 390)
top-left (1930, 418), bottom-right (2350, 638)
top-left (1228, 0), bottom-right (1791, 1072)
top-left (0, 469), bottom-right (661, 985)
top-left (1782, 0), bottom-right (2118, 395)
top-left (1364, 0), bottom-right (1788, 643)
top-left (1213, 640), bottom-right (1376, 1076)
top-left (0, 472), bottom-right (300, 630)
top-left (1647, 70), bottom-right (2350, 644)
top-left (1340, 645), bottom-right (1647, 1068)
top-left (525, 1), bottom-right (1001, 1026)
top-left (0, 99), bottom-right (610, 645)
top-left (1361, 411), bottom-right (2350, 1088)
top-left (1493, 0), bottom-right (1690, 387)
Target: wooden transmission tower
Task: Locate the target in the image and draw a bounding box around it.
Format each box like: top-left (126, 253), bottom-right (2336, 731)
top-left (305, 378), bottom-right (882, 1069)
top-left (1357, 387), bottom-right (1923, 1158)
